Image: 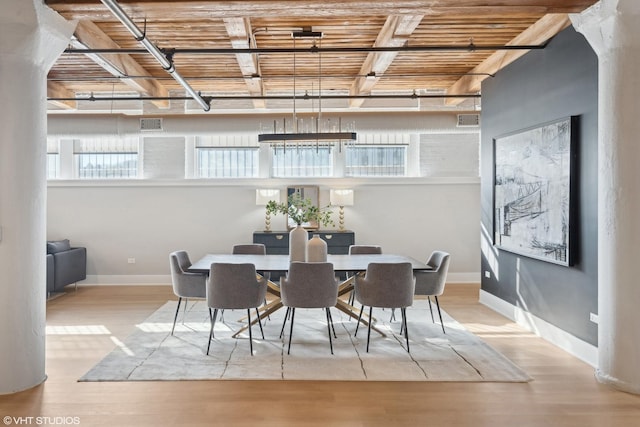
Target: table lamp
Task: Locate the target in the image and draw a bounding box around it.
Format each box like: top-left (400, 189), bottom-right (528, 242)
top-left (256, 188), bottom-right (281, 232)
top-left (330, 189), bottom-right (354, 232)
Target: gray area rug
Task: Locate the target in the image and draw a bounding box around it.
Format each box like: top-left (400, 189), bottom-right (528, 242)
top-left (79, 299), bottom-right (531, 382)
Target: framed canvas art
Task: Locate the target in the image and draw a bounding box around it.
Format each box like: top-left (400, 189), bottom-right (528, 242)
top-left (493, 117), bottom-right (577, 266)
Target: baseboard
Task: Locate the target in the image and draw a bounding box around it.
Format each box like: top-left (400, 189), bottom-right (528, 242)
top-left (82, 275), bottom-right (171, 285)
top-left (447, 272), bottom-right (480, 283)
top-left (479, 289), bottom-right (598, 367)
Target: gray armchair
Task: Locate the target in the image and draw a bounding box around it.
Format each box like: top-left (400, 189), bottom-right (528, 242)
top-left (347, 245), bottom-right (383, 305)
top-left (169, 251), bottom-right (207, 335)
top-left (280, 262), bottom-right (339, 354)
top-left (348, 245), bottom-right (382, 255)
top-left (354, 262), bottom-right (415, 352)
top-left (232, 243), bottom-right (269, 315)
top-left (414, 251), bottom-right (450, 333)
top-left (232, 244), bottom-right (266, 255)
top-left (206, 263), bottom-right (267, 356)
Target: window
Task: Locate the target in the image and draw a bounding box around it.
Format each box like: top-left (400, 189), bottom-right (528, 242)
top-left (196, 147), bottom-right (258, 178)
top-left (195, 135), bottom-right (258, 178)
top-left (46, 137), bottom-right (60, 179)
top-left (74, 137), bottom-right (139, 179)
top-left (345, 145), bottom-right (407, 176)
top-left (271, 145), bottom-right (333, 177)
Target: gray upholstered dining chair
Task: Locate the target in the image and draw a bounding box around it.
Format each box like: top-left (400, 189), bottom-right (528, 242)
top-left (354, 262), bottom-right (415, 352)
top-left (231, 243), bottom-right (269, 317)
top-left (232, 243), bottom-right (266, 255)
top-left (414, 251), bottom-right (450, 334)
top-left (279, 262), bottom-right (340, 355)
top-left (169, 250), bottom-right (207, 335)
top-left (347, 245), bottom-right (383, 305)
top-left (348, 245), bottom-right (383, 255)
top-left (206, 262), bottom-right (268, 356)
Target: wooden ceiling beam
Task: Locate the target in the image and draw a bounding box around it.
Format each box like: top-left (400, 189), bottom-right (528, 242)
top-left (223, 17), bottom-right (265, 109)
top-left (72, 19), bottom-right (170, 108)
top-left (349, 15), bottom-right (423, 108)
top-left (445, 13), bottom-right (571, 105)
top-left (47, 81), bottom-right (77, 110)
top-left (45, 1), bottom-right (599, 20)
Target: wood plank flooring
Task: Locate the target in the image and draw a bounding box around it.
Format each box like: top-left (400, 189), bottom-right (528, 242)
top-left (1, 284), bottom-right (639, 426)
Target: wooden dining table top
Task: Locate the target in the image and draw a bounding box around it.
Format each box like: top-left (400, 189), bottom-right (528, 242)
top-left (188, 253), bottom-right (432, 274)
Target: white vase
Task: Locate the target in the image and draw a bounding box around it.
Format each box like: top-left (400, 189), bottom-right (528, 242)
top-left (307, 234), bottom-right (328, 262)
top-left (289, 225), bottom-right (308, 262)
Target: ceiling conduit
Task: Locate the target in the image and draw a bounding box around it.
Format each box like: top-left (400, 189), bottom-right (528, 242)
top-left (100, 0), bottom-right (210, 112)
top-left (48, 93), bottom-right (481, 103)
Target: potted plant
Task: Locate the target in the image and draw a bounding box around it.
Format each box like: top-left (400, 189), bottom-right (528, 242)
top-left (265, 193), bottom-right (334, 230)
top-left (265, 193), bottom-right (334, 262)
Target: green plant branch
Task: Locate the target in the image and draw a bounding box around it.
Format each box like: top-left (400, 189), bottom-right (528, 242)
top-left (265, 193), bottom-right (334, 227)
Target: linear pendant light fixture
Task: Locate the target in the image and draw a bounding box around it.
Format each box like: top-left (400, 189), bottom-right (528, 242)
top-left (258, 29), bottom-right (357, 145)
top-left (100, 0), bottom-right (210, 112)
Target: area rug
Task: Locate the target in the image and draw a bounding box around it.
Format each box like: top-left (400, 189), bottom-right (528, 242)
top-left (79, 299), bottom-right (531, 382)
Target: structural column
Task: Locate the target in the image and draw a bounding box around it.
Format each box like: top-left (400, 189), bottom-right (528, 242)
top-left (0, 1), bottom-right (74, 394)
top-left (572, 0), bottom-right (640, 394)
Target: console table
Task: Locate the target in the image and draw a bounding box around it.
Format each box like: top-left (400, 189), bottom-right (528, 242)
top-left (253, 230), bottom-right (355, 255)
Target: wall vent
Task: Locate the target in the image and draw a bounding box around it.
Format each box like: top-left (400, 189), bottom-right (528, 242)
top-left (457, 114), bottom-right (480, 127)
top-left (140, 117), bottom-right (163, 131)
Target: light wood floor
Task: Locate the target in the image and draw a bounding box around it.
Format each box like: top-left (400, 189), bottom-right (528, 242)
top-left (1, 284), bottom-right (639, 426)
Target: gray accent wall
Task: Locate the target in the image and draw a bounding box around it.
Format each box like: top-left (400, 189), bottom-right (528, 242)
top-left (480, 27), bottom-right (598, 346)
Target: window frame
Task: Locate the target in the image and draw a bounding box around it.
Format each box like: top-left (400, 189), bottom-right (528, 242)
top-left (194, 146), bottom-right (259, 178)
top-left (344, 144), bottom-right (408, 177)
top-left (73, 137), bottom-right (141, 180)
top-left (270, 144), bottom-right (334, 178)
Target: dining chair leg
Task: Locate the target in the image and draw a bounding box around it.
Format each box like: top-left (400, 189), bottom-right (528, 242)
top-left (346, 274), bottom-right (357, 322)
top-left (355, 304), bottom-right (365, 336)
top-left (327, 309), bottom-right (337, 338)
top-left (366, 306), bottom-right (373, 352)
top-left (427, 296), bottom-right (435, 323)
top-left (287, 308), bottom-right (296, 355)
top-left (325, 308), bottom-right (334, 355)
top-left (402, 308), bottom-right (410, 352)
top-left (182, 298), bottom-right (189, 325)
top-left (211, 308), bottom-right (218, 339)
top-left (207, 308), bottom-right (218, 355)
top-left (255, 308), bottom-right (265, 339)
top-left (171, 297), bottom-right (182, 335)
top-left (390, 308), bottom-right (396, 322)
top-left (247, 309), bottom-right (254, 356)
top-left (279, 307), bottom-right (291, 339)
top-left (435, 296), bottom-right (446, 334)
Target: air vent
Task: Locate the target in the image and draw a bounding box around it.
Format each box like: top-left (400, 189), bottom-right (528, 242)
top-left (457, 114), bottom-right (480, 127)
top-left (140, 117), bottom-right (163, 131)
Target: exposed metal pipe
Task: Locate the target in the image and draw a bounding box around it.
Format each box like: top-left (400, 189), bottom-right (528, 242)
top-left (47, 71), bottom-right (496, 82)
top-left (48, 93), bottom-right (481, 103)
top-left (100, 0), bottom-right (210, 111)
top-left (64, 43), bottom-right (547, 56)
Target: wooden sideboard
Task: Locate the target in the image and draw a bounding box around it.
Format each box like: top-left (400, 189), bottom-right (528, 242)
top-left (253, 231), bottom-right (355, 255)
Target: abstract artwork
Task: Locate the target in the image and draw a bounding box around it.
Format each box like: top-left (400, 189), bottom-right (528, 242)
top-left (494, 117), bottom-right (576, 265)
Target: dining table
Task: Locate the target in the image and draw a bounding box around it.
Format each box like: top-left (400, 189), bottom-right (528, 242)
top-left (188, 253), bottom-right (432, 337)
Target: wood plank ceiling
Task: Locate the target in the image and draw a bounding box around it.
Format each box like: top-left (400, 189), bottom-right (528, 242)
top-left (44, 0), bottom-right (598, 114)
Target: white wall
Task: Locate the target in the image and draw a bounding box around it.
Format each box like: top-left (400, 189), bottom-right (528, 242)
top-left (47, 179), bottom-right (480, 284)
top-left (46, 111), bottom-right (480, 284)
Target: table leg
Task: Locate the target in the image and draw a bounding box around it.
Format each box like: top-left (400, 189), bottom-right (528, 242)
top-left (236, 278), bottom-right (281, 322)
top-left (335, 276), bottom-right (386, 337)
top-left (232, 298), bottom-right (283, 338)
top-left (334, 298), bottom-right (386, 337)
